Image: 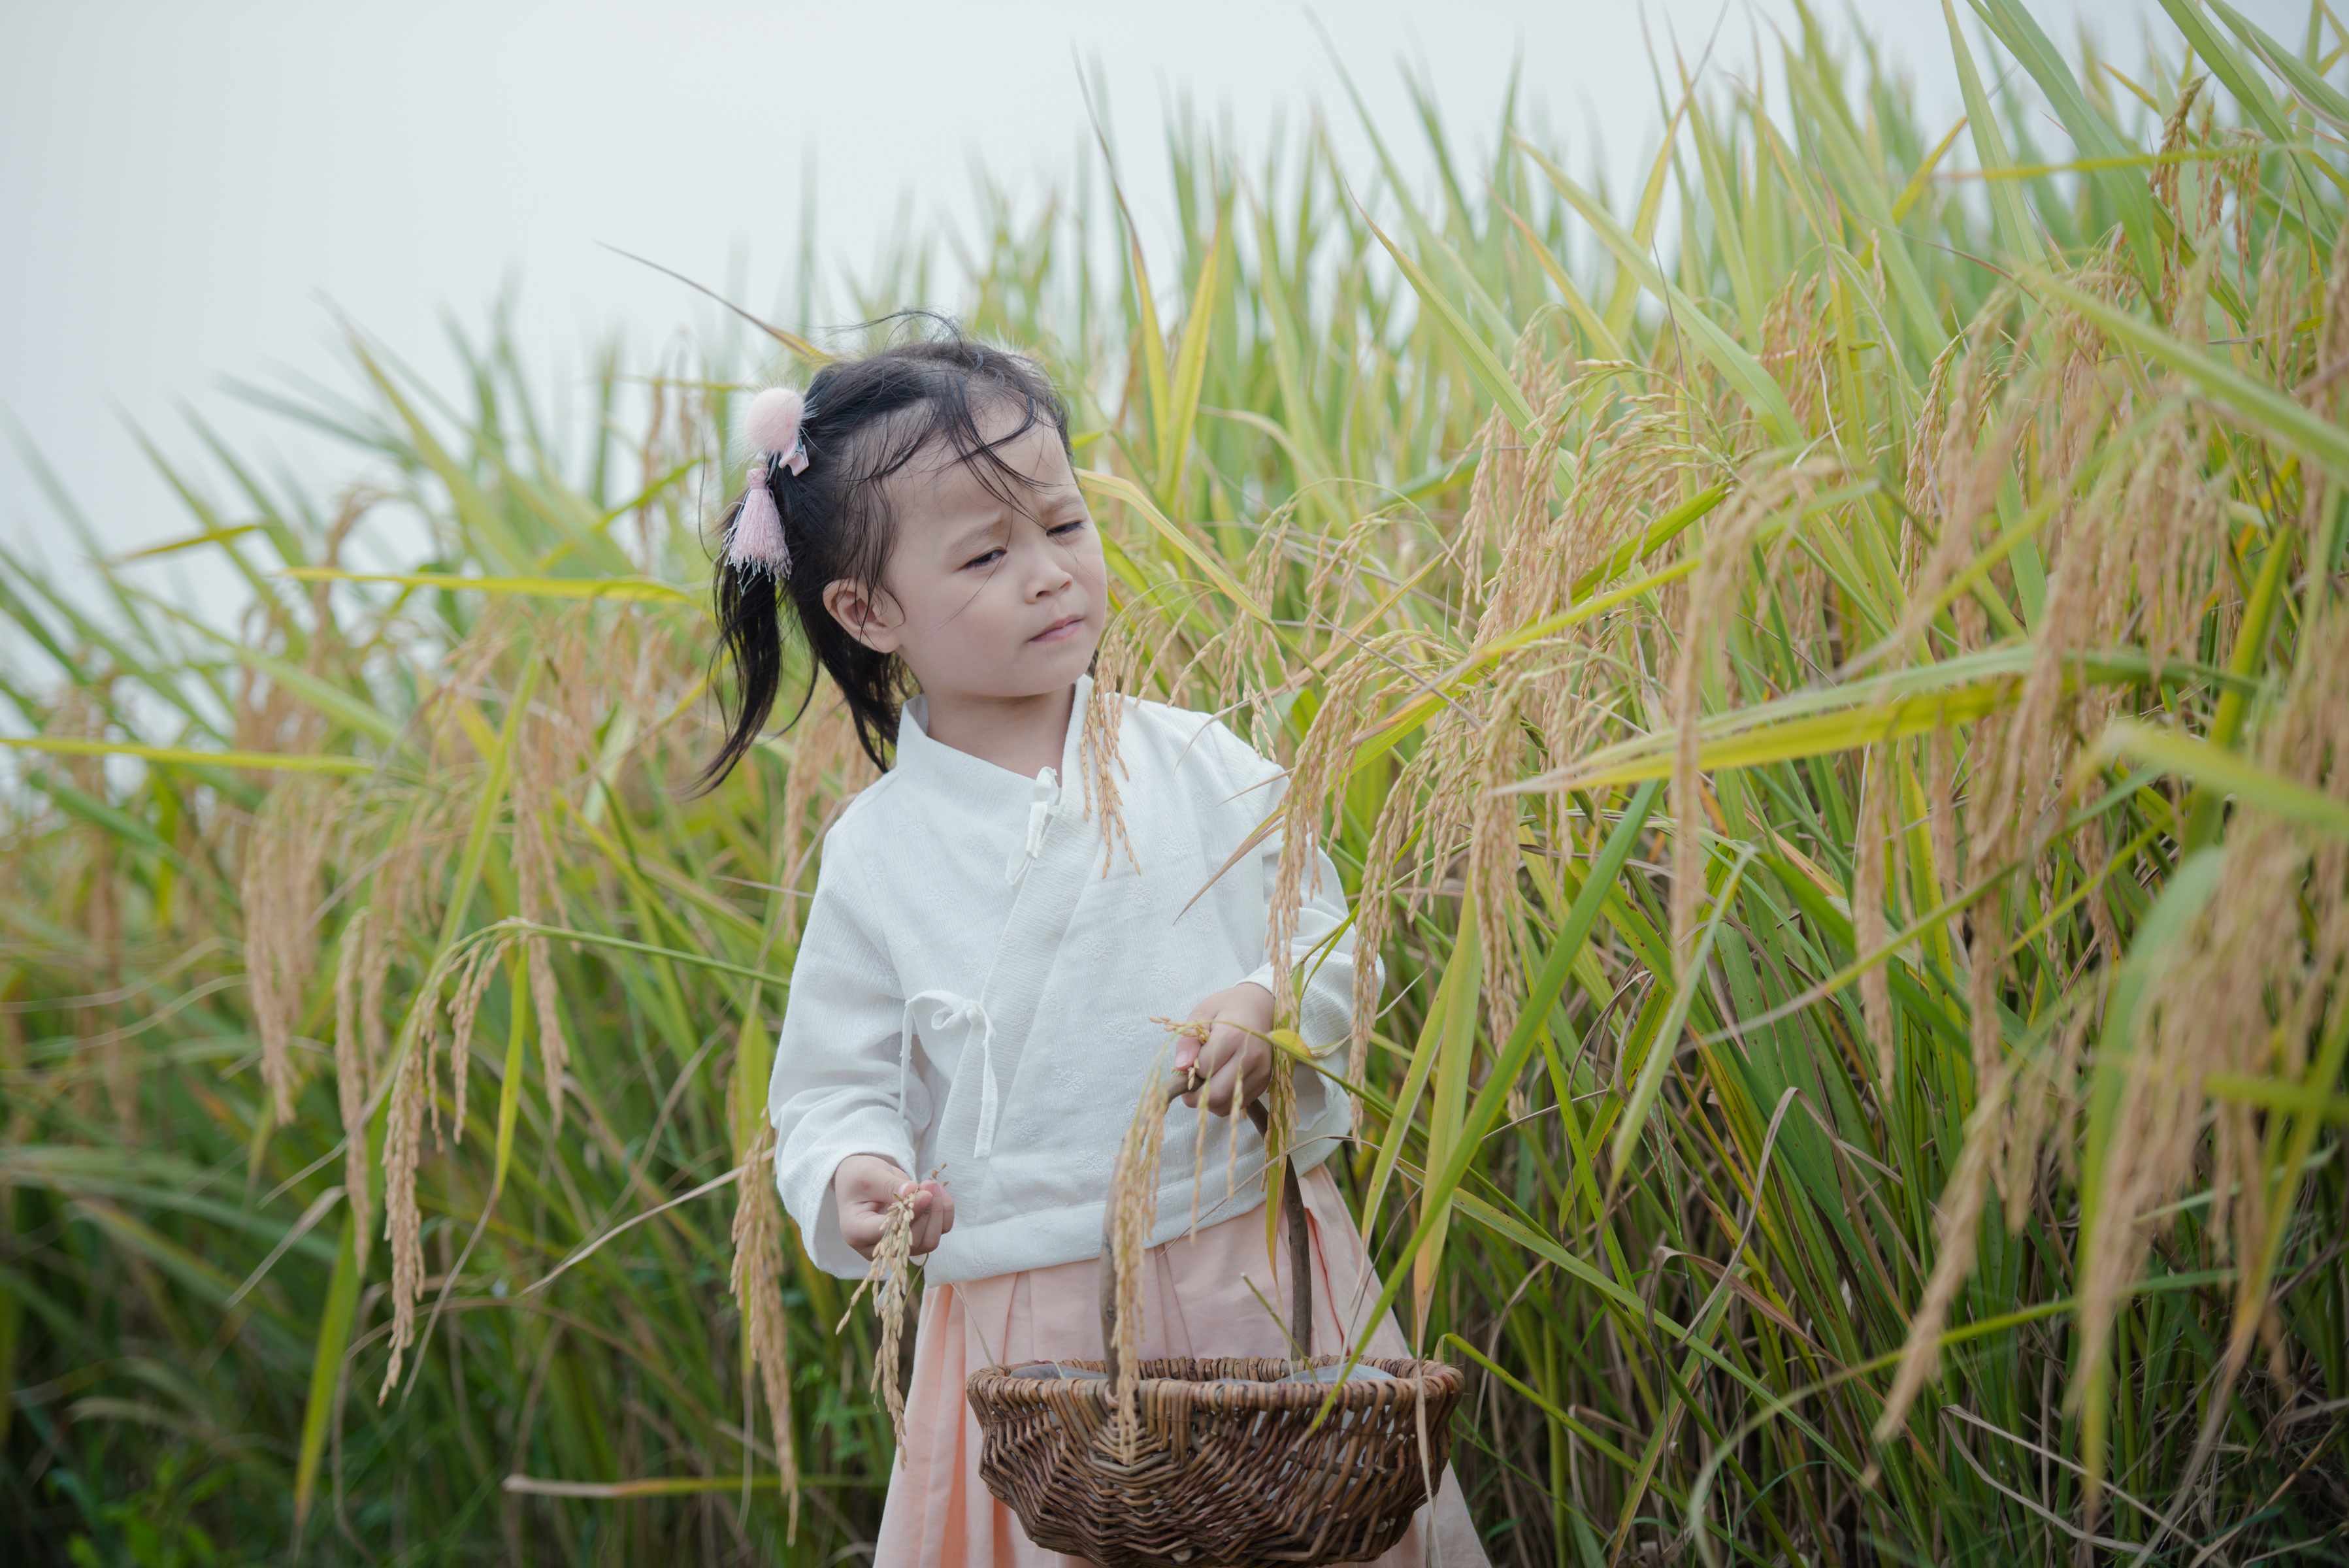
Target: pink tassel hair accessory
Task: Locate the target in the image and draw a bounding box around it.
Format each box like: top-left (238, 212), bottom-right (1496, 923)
top-left (728, 387), bottom-right (808, 576)
top-left (729, 473), bottom-right (789, 576)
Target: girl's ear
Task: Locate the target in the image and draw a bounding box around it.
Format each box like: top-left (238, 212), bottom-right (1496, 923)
top-left (822, 578), bottom-right (902, 655)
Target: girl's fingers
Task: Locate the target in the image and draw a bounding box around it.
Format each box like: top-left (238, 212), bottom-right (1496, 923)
top-left (1177, 1028), bottom-right (1219, 1109)
top-left (913, 1192), bottom-right (954, 1255)
top-left (1177, 991), bottom-right (1238, 1092)
top-left (840, 1180), bottom-right (956, 1257)
top-left (1203, 1026), bottom-right (1251, 1115)
top-left (1209, 1030), bottom-right (1275, 1116)
top-left (898, 1183), bottom-right (950, 1256)
top-left (1203, 1058), bottom-right (1240, 1115)
top-left (1176, 1019), bottom-right (1275, 1115)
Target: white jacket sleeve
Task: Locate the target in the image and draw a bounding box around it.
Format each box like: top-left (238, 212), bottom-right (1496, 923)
top-left (1206, 724), bottom-right (1364, 1058)
top-left (767, 842), bottom-right (917, 1279)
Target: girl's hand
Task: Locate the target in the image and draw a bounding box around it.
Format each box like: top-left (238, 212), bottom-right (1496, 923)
top-left (833, 1154), bottom-right (954, 1260)
top-left (1171, 981), bottom-right (1277, 1117)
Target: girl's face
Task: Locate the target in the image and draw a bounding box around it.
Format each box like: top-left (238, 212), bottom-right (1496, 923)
top-left (822, 399), bottom-right (1106, 711)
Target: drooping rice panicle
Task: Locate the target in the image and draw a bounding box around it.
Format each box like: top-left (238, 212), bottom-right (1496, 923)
top-left (834, 1172), bottom-right (929, 1461)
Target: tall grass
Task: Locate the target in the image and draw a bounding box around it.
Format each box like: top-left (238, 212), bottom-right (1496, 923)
top-left (7, 5), bottom-right (2349, 1562)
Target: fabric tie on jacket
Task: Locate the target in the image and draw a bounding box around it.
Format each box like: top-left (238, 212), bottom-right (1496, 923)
top-left (1004, 767), bottom-right (1060, 887)
top-left (901, 990), bottom-right (1004, 1159)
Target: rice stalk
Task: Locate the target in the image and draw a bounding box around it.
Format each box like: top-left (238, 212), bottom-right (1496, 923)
top-left (1103, 1038), bottom-right (1179, 1460)
top-left (834, 1175), bottom-right (922, 1461)
top-left (731, 1117), bottom-right (800, 1536)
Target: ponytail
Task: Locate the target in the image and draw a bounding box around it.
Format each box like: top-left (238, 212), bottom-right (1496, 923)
top-left (699, 518), bottom-right (793, 789)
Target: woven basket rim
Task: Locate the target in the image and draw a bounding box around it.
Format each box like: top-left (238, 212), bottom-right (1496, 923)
top-left (967, 1354), bottom-right (1460, 1411)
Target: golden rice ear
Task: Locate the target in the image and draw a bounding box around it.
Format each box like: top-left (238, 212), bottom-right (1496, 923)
top-left (242, 773), bottom-right (339, 1126)
top-left (1468, 670), bottom-right (1538, 1056)
top-left (443, 935), bottom-right (510, 1143)
top-left (1347, 734), bottom-right (1447, 1117)
top-left (777, 683), bottom-right (878, 942)
top-left (1669, 461), bottom-right (1837, 962)
top-left (1264, 653), bottom-right (1386, 1017)
top-left (2059, 605), bottom-right (2349, 1467)
top-left (1202, 500), bottom-right (1307, 758)
top-left (523, 940), bottom-right (567, 1128)
top-left (378, 1031), bottom-right (429, 1401)
top-left (1078, 666), bottom-right (1135, 876)
top-left (1102, 1038), bottom-right (1178, 1462)
top-left (835, 1169), bottom-right (927, 1463)
top-left (376, 915), bottom-right (491, 1401)
top-left (1877, 1056), bottom-right (2016, 1440)
top-left (1148, 1015), bottom-right (1222, 1235)
top-left (731, 1120), bottom-right (801, 1537)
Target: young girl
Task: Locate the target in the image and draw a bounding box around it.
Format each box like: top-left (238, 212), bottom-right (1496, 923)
top-left (707, 325), bottom-right (1487, 1567)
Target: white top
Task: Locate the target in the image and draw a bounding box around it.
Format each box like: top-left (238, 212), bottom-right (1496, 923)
top-left (766, 676), bottom-right (1362, 1282)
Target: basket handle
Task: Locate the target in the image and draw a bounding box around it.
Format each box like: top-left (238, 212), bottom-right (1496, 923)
top-left (1099, 1098), bottom-right (1311, 1384)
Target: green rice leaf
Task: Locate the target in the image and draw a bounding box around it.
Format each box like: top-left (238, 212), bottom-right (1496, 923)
top-left (1518, 139), bottom-right (1803, 447)
top-left (2207, 0), bottom-right (2349, 131)
top-left (1609, 849), bottom-right (1754, 1184)
top-left (279, 567), bottom-right (699, 604)
top-left (0, 736), bottom-right (374, 776)
top-left (1358, 206), bottom-right (1540, 437)
top-left (2090, 719), bottom-right (2349, 839)
top-left (1971, 0), bottom-right (2170, 302)
top-left (292, 1220), bottom-right (360, 1537)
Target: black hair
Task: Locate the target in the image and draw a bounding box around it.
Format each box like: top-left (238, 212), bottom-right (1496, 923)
top-left (697, 315), bottom-right (1075, 788)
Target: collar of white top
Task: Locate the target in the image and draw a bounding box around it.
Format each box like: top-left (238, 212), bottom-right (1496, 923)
top-left (894, 674), bottom-right (1093, 802)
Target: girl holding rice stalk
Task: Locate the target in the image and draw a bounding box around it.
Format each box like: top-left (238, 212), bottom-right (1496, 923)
top-left (702, 319), bottom-right (1485, 1565)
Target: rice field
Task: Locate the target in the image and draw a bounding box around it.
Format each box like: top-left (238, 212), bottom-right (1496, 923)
top-left (6, 3), bottom-right (2349, 1562)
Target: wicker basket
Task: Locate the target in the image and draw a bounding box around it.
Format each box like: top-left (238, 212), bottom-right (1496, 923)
top-left (966, 1102), bottom-right (1462, 1567)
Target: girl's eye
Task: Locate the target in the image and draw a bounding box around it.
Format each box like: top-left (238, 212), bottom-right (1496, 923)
top-left (1049, 518), bottom-right (1088, 538)
top-left (962, 547), bottom-right (1006, 571)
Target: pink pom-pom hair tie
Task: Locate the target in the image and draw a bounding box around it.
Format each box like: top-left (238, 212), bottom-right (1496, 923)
top-left (744, 386), bottom-right (810, 476)
top-left (727, 387), bottom-right (810, 577)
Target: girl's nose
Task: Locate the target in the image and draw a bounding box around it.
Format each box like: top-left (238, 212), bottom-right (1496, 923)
top-left (1026, 548), bottom-right (1074, 599)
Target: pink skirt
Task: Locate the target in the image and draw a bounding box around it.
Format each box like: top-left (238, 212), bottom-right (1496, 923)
top-left (874, 1165), bottom-right (1489, 1567)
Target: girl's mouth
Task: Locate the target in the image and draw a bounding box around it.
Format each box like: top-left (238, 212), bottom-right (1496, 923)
top-left (1029, 615), bottom-right (1085, 645)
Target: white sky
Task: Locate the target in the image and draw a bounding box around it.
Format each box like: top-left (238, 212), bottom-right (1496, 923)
top-left (0, 0), bottom-right (2313, 591)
